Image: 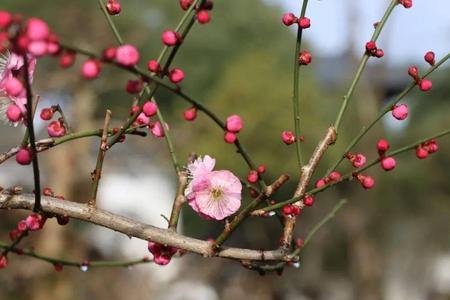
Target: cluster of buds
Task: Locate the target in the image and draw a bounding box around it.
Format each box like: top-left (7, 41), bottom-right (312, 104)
top-left (282, 204), bottom-right (302, 217)
top-left (377, 139), bottom-right (397, 171)
top-left (130, 101), bottom-right (169, 138)
top-left (246, 165), bottom-right (266, 184)
top-left (9, 213), bottom-right (46, 243)
top-left (345, 153), bottom-right (367, 168)
top-left (416, 139), bottom-right (439, 159)
top-left (40, 106), bottom-right (67, 138)
top-left (316, 171), bottom-right (342, 188)
top-left (408, 62), bottom-right (433, 92)
top-left (148, 241), bottom-right (178, 265)
top-left (281, 12), bottom-right (311, 29)
top-left (147, 58), bottom-right (185, 84)
top-left (106, 0), bottom-right (121, 16)
top-left (365, 41), bottom-right (384, 58)
top-left (224, 114), bottom-right (243, 144)
top-left (179, 0), bottom-right (214, 24)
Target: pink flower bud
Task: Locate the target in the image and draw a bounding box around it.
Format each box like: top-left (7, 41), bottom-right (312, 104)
top-left (375, 49), bottom-right (384, 58)
top-left (408, 65), bottom-right (419, 79)
top-left (143, 101), bottom-right (158, 117)
top-left (226, 114), bottom-right (243, 133)
top-left (9, 229), bottom-right (21, 241)
top-left (0, 11), bottom-right (13, 29)
top-left (81, 59), bottom-right (101, 79)
top-left (17, 220), bottom-right (27, 232)
top-left (16, 148), bottom-right (32, 165)
top-left (348, 153), bottom-right (367, 168)
top-left (328, 171), bottom-right (341, 182)
top-left (40, 108), bottom-right (54, 121)
top-left (183, 107), bottom-right (197, 121)
top-left (148, 241), bottom-right (177, 266)
top-left (102, 47), bottom-right (117, 62)
top-left (298, 17), bottom-right (311, 29)
top-left (46, 42), bottom-right (61, 56)
top-left (419, 79), bottom-right (432, 91)
top-left (247, 170), bottom-right (259, 183)
top-left (298, 50), bottom-right (312, 65)
top-left (106, 0), bottom-right (121, 15)
top-left (365, 41), bottom-right (377, 54)
top-left (25, 214), bottom-right (45, 231)
top-left (424, 51), bottom-right (435, 66)
top-left (26, 18), bottom-right (49, 41)
top-left (315, 178), bottom-right (326, 188)
top-left (304, 195), bottom-right (314, 207)
top-left (381, 156), bottom-right (396, 171)
top-left (162, 30), bottom-right (181, 46)
top-left (5, 77), bottom-right (24, 97)
top-left (150, 121), bottom-right (167, 138)
top-left (282, 12), bottom-right (297, 26)
top-left (257, 165), bottom-right (266, 174)
top-left (391, 103), bottom-right (408, 120)
top-left (197, 10), bottom-right (211, 24)
top-left (0, 255), bottom-right (8, 269)
top-left (281, 131), bottom-right (296, 145)
top-left (224, 131), bottom-right (237, 144)
top-left (147, 59), bottom-right (161, 73)
top-left (6, 104), bottom-right (22, 122)
top-left (356, 174), bottom-right (375, 189)
top-left (399, 0), bottom-right (413, 8)
top-left (125, 79), bottom-right (143, 94)
top-left (60, 51), bottom-right (76, 68)
top-left (179, 0), bottom-right (194, 10)
top-left (47, 120), bottom-right (66, 137)
top-left (136, 112), bottom-right (149, 125)
top-left (169, 68), bottom-right (185, 84)
top-left (425, 140), bottom-right (439, 154)
top-left (377, 139), bottom-right (390, 154)
top-left (116, 44), bottom-right (140, 66)
top-left (415, 146), bottom-right (428, 159)
top-left (28, 40), bottom-right (48, 57)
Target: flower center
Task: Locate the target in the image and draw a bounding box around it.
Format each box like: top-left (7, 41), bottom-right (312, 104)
top-left (211, 188), bottom-right (223, 201)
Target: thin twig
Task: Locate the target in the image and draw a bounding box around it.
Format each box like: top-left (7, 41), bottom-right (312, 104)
top-left (22, 55), bottom-right (42, 212)
top-left (0, 240), bottom-right (153, 269)
top-left (333, 0), bottom-right (398, 132)
top-left (168, 172), bottom-right (188, 231)
top-left (292, 0), bottom-right (310, 169)
top-left (89, 110), bottom-right (112, 207)
top-left (97, 0), bottom-right (124, 45)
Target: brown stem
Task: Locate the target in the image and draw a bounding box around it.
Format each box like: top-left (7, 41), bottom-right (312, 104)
top-left (280, 126), bottom-right (337, 249)
top-left (0, 193), bottom-right (289, 262)
top-left (89, 110), bottom-right (112, 207)
top-left (168, 172), bottom-right (188, 231)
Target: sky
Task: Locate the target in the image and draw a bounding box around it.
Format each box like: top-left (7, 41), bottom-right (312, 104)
top-left (276, 0), bottom-right (450, 65)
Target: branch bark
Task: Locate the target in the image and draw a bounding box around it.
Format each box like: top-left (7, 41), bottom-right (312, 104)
top-left (0, 193), bottom-right (289, 262)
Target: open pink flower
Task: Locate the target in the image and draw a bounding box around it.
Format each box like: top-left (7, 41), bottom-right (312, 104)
top-left (185, 155), bottom-right (242, 220)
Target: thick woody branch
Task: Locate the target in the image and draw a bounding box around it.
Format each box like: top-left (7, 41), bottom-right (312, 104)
top-left (280, 126), bottom-right (337, 248)
top-left (0, 193), bottom-right (289, 262)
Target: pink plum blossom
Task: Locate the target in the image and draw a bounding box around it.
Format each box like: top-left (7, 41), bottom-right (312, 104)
top-left (184, 155), bottom-right (241, 221)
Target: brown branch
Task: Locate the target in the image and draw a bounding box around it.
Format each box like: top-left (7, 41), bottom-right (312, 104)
top-left (89, 110), bottom-right (112, 207)
top-left (0, 193), bottom-right (290, 262)
top-left (168, 171), bottom-right (188, 231)
top-left (280, 126), bottom-right (337, 249)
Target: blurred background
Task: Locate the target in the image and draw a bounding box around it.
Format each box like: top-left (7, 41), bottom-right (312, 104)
top-left (1, 0), bottom-right (450, 299)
